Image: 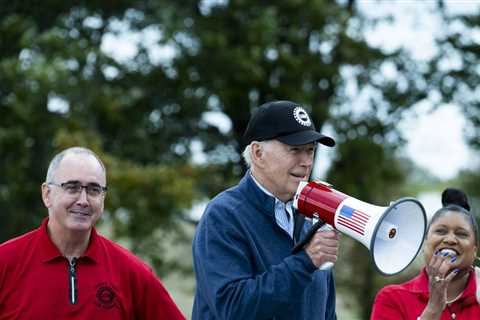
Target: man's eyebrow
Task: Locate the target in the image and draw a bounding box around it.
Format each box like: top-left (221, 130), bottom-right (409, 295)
top-left (63, 180), bottom-right (102, 185)
top-left (63, 180), bottom-right (81, 184)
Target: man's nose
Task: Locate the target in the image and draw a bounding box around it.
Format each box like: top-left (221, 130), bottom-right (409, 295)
top-left (301, 151), bottom-right (314, 166)
top-left (76, 187), bottom-right (89, 205)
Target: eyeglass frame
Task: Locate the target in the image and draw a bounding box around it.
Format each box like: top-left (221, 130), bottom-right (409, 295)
top-left (47, 180), bottom-right (108, 197)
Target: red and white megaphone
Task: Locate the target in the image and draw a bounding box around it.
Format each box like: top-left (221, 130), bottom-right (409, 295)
top-left (293, 180), bottom-right (427, 276)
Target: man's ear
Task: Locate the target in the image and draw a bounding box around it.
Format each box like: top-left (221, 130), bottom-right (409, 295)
top-left (41, 183), bottom-right (52, 208)
top-left (250, 142), bottom-right (265, 168)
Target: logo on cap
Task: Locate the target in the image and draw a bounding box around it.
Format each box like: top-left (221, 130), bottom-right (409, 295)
top-left (293, 107), bottom-right (312, 127)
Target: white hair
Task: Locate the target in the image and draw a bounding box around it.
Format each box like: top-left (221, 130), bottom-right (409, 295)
top-left (242, 140), bottom-right (274, 168)
top-left (46, 146), bottom-right (106, 183)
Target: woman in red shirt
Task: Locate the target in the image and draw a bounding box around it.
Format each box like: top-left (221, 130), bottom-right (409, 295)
top-left (371, 188), bottom-right (480, 320)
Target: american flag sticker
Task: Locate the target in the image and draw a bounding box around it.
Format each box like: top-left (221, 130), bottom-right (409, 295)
top-left (337, 205), bottom-right (370, 236)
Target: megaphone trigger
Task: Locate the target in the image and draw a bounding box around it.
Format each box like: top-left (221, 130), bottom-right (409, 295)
top-left (291, 219), bottom-right (326, 255)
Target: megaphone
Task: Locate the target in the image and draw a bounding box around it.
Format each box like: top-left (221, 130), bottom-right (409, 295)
top-left (293, 180), bottom-right (427, 276)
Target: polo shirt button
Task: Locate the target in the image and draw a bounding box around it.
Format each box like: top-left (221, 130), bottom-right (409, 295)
top-left (451, 313), bottom-right (456, 319)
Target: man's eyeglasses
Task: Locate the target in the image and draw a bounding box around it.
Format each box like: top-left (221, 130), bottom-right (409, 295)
top-left (48, 181), bottom-right (107, 197)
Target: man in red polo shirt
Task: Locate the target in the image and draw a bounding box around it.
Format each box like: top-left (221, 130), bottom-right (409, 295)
top-left (0, 147), bottom-right (185, 320)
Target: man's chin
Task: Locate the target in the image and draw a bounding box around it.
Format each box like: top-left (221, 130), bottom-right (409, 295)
top-left (67, 216), bottom-right (96, 231)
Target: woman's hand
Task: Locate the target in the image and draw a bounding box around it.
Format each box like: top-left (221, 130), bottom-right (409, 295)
top-left (421, 250), bottom-right (459, 319)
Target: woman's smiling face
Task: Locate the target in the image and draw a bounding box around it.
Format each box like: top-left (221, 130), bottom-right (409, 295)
top-left (423, 210), bottom-right (477, 271)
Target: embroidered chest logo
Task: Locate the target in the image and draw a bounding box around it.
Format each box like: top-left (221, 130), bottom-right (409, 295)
top-left (94, 282), bottom-right (119, 309)
top-left (293, 106), bottom-right (311, 127)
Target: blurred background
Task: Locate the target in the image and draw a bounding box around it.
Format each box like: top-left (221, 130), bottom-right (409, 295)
top-left (1, 0), bottom-right (480, 319)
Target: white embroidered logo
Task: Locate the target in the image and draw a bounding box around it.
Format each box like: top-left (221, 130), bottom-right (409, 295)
top-left (293, 107), bottom-right (311, 127)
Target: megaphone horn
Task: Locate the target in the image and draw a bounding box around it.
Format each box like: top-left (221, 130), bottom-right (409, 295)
top-left (292, 180), bottom-right (427, 276)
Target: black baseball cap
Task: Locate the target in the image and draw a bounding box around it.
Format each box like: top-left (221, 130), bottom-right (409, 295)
top-left (243, 100), bottom-right (335, 147)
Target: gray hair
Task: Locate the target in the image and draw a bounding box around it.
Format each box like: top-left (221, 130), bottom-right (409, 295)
top-left (46, 147), bottom-right (106, 183)
top-left (242, 140), bottom-right (273, 168)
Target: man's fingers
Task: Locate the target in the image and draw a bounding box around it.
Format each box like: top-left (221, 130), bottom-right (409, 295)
top-left (312, 230), bottom-right (338, 240)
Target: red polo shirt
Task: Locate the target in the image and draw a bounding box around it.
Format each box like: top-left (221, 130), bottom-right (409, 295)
top-left (0, 218), bottom-right (185, 320)
top-left (371, 268), bottom-right (480, 320)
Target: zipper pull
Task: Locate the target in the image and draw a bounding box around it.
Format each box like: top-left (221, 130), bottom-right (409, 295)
top-left (69, 257), bottom-right (78, 305)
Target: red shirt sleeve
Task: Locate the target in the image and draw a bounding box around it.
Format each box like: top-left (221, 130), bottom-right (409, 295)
top-left (135, 268), bottom-right (186, 320)
top-left (371, 286), bottom-right (407, 320)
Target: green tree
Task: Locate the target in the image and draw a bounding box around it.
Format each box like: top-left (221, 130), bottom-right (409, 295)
top-left (0, 2), bottom-right (201, 273)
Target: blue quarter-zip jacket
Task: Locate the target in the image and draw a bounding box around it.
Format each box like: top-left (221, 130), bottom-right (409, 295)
top-left (192, 173), bottom-right (336, 320)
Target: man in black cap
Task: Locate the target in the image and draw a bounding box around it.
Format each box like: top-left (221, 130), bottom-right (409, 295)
top-left (192, 100), bottom-right (339, 320)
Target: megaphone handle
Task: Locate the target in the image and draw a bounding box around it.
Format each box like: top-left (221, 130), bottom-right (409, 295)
top-left (291, 220), bottom-right (326, 255)
top-left (317, 224), bottom-right (334, 270)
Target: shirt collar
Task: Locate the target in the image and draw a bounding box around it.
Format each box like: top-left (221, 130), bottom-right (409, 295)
top-left (249, 172), bottom-right (295, 235)
top-left (250, 172), bottom-right (273, 197)
top-left (250, 172), bottom-right (293, 209)
top-left (405, 268), bottom-right (478, 306)
top-left (38, 217), bottom-right (99, 264)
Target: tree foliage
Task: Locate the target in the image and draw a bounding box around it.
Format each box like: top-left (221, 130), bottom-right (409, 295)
top-left (0, 1), bottom-right (202, 273)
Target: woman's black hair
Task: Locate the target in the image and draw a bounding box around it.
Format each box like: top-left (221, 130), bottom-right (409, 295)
top-left (427, 188), bottom-right (478, 246)
top-left (441, 187), bottom-right (470, 211)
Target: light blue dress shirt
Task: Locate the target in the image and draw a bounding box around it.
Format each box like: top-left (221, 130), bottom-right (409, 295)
top-left (250, 173), bottom-right (294, 238)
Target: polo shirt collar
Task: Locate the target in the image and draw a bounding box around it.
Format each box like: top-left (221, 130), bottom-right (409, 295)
top-left (38, 217), bottom-right (100, 263)
top-left (405, 267), bottom-right (477, 306)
